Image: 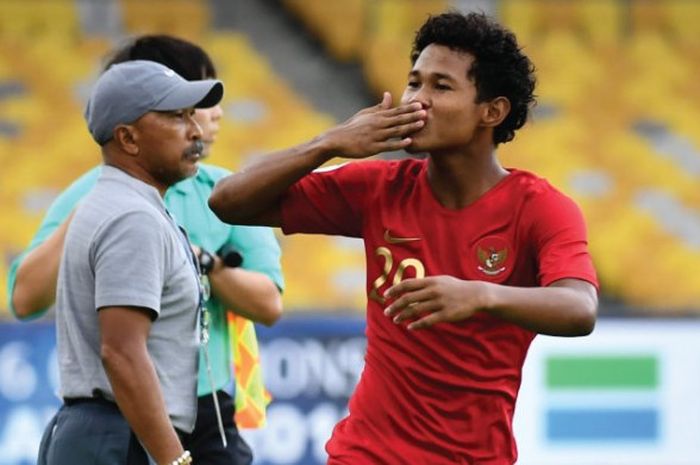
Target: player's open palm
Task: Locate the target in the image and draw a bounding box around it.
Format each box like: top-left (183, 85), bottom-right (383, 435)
top-left (323, 91), bottom-right (425, 159)
top-left (383, 276), bottom-right (490, 330)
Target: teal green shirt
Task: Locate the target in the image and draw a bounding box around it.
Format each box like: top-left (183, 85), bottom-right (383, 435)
top-left (6, 164), bottom-right (284, 396)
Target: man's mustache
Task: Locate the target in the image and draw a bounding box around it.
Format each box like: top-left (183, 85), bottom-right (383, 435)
top-left (184, 140), bottom-right (204, 157)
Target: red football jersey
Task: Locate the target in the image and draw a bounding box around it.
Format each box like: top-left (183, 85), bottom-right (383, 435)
top-left (280, 158), bottom-right (598, 465)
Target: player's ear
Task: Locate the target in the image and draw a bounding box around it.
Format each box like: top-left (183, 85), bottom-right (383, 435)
top-left (113, 124), bottom-right (139, 156)
top-left (481, 96), bottom-right (510, 128)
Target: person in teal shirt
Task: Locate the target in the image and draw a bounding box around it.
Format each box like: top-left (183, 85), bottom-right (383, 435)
top-left (7, 36), bottom-right (284, 465)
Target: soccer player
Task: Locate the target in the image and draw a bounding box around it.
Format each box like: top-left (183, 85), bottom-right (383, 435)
top-left (209, 11), bottom-right (598, 465)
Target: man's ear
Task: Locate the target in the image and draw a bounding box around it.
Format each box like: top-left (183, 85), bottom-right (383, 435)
top-left (481, 97), bottom-right (511, 128)
top-left (113, 124), bottom-right (139, 156)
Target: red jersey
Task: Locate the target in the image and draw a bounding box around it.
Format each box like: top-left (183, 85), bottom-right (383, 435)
top-left (280, 158), bottom-right (598, 465)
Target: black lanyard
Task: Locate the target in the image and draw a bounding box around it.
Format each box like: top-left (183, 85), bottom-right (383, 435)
top-left (166, 211), bottom-right (227, 446)
top-left (166, 210), bottom-right (209, 342)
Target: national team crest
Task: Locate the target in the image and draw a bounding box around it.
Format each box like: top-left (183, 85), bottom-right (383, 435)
top-left (474, 236), bottom-right (512, 278)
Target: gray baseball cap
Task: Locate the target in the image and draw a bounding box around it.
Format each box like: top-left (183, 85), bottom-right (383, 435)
top-left (85, 60), bottom-right (224, 145)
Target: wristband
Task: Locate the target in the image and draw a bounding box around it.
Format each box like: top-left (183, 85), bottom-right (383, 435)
top-left (217, 244), bottom-right (243, 268)
top-left (169, 450), bottom-right (192, 465)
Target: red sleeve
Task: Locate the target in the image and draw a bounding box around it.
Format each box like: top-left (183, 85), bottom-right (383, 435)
top-left (528, 189), bottom-right (599, 289)
top-left (280, 161), bottom-right (376, 237)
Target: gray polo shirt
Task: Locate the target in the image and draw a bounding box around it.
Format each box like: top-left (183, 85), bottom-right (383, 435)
top-left (55, 166), bottom-right (200, 432)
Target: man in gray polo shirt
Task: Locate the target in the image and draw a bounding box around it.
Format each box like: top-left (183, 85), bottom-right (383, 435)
top-left (39, 60), bottom-right (223, 465)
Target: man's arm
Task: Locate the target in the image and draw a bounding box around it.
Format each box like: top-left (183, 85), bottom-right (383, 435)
top-left (209, 93), bottom-right (425, 226)
top-left (203, 252), bottom-right (282, 326)
top-left (99, 306), bottom-right (185, 464)
top-left (384, 277), bottom-right (597, 335)
top-left (11, 213), bottom-right (74, 319)
top-left (8, 167), bottom-right (100, 319)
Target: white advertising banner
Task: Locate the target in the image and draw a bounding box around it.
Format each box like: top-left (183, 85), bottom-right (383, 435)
top-left (514, 319), bottom-right (700, 465)
top-left (0, 318), bottom-right (699, 465)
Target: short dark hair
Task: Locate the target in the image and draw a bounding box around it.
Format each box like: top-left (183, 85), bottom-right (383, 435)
top-left (104, 34), bottom-right (217, 80)
top-left (411, 12), bottom-right (536, 145)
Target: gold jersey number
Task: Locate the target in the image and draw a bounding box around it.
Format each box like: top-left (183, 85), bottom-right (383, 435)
top-left (369, 246), bottom-right (425, 304)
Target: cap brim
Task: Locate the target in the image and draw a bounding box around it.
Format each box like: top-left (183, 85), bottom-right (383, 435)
top-left (152, 80), bottom-right (223, 111)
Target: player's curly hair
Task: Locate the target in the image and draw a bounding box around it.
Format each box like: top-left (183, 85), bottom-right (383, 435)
top-left (411, 12), bottom-right (536, 145)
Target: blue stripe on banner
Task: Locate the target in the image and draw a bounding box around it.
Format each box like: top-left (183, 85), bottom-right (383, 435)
top-left (547, 408), bottom-right (659, 441)
top-left (256, 314), bottom-right (366, 338)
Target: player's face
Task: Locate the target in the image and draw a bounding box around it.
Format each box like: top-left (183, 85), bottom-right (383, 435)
top-left (193, 104), bottom-right (223, 157)
top-left (400, 44), bottom-right (486, 154)
top-left (132, 107), bottom-right (204, 189)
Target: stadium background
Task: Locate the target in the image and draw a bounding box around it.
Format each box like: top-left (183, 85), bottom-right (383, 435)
top-left (0, 0), bottom-right (698, 463)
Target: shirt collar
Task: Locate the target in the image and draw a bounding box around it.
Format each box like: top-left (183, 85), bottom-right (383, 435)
top-left (101, 165), bottom-right (166, 212)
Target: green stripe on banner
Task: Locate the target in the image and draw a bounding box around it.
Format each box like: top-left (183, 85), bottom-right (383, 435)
top-left (547, 355), bottom-right (658, 389)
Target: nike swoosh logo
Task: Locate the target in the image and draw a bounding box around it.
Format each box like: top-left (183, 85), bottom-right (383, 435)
top-left (384, 229), bottom-right (422, 244)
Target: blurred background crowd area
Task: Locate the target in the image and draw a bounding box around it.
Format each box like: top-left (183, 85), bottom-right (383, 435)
top-left (1, 0), bottom-right (699, 318)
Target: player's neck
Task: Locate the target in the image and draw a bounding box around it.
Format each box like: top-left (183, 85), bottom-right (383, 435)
top-left (426, 150), bottom-right (508, 210)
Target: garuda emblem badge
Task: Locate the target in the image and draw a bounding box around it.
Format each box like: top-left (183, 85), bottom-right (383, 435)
top-left (476, 244), bottom-right (509, 276)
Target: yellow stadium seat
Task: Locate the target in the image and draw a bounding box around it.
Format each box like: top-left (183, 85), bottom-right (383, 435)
top-left (120, 0), bottom-right (209, 40)
top-left (577, 0), bottom-right (623, 48)
top-left (665, 0), bottom-right (700, 47)
top-left (499, 0), bottom-right (539, 45)
top-left (0, 0), bottom-right (80, 40)
top-left (282, 0), bottom-right (368, 61)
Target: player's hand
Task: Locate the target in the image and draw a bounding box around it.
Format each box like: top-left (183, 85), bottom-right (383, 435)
top-left (320, 92), bottom-right (426, 159)
top-left (383, 276), bottom-right (492, 330)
